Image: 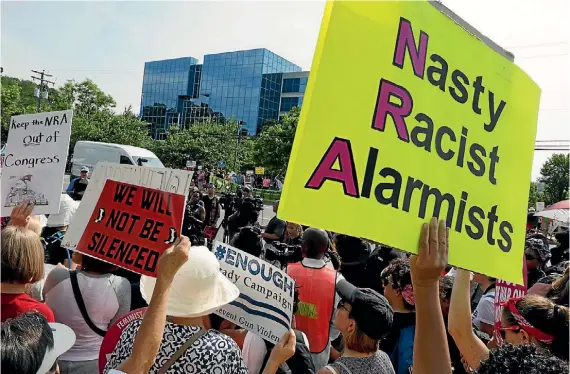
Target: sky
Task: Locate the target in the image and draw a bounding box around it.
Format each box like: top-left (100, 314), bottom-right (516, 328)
top-left (1, 0), bottom-right (568, 180)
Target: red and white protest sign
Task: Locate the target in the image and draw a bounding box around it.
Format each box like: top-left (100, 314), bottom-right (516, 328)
top-left (76, 180), bottom-right (184, 277)
top-left (98, 308), bottom-right (147, 373)
top-left (493, 256), bottom-right (528, 338)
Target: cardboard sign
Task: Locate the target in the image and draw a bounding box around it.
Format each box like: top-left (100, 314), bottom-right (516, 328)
top-left (494, 257), bottom-right (528, 340)
top-left (63, 163), bottom-right (192, 250)
top-left (255, 167), bottom-right (265, 175)
top-left (213, 241), bottom-right (295, 344)
top-left (536, 202), bottom-right (545, 212)
top-left (278, 1), bottom-right (541, 284)
top-left (75, 180), bottom-right (185, 276)
top-left (1, 110), bottom-right (72, 216)
top-left (98, 308), bottom-right (147, 374)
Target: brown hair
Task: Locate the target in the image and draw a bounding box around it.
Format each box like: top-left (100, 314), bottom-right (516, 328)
top-left (343, 324), bottom-right (379, 354)
top-left (547, 267), bottom-right (569, 307)
top-left (502, 294), bottom-right (569, 361)
top-left (81, 255), bottom-right (118, 274)
top-left (1, 226), bottom-right (44, 284)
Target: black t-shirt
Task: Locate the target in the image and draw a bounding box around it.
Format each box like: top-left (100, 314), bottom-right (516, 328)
top-left (41, 227), bottom-right (68, 266)
top-left (202, 196), bottom-right (219, 226)
top-left (72, 178), bottom-right (89, 195)
top-left (264, 216), bottom-right (286, 243)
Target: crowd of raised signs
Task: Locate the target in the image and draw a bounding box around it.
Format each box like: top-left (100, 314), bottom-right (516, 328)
top-left (1, 176), bottom-right (569, 374)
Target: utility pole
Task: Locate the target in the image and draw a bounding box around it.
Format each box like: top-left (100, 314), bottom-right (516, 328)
top-left (31, 70), bottom-right (55, 111)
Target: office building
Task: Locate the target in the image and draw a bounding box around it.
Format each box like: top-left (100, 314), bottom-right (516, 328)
top-left (140, 48), bottom-right (306, 138)
top-left (279, 71), bottom-right (308, 115)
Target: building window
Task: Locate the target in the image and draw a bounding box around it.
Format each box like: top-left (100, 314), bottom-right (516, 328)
top-left (280, 97), bottom-right (299, 112)
top-left (282, 78), bottom-right (301, 93)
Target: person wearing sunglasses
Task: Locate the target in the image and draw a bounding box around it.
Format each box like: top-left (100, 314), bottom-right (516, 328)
top-left (525, 238), bottom-right (551, 288)
top-left (450, 268), bottom-right (570, 372)
top-left (498, 294), bottom-right (569, 361)
top-left (319, 279), bottom-right (395, 374)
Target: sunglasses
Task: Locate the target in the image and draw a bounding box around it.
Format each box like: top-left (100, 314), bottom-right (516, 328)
top-left (337, 300), bottom-right (351, 314)
top-left (499, 325), bottom-right (521, 340)
top-left (525, 253), bottom-right (537, 261)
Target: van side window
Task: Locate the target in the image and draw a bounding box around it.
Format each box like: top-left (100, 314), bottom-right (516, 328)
top-left (120, 156), bottom-right (133, 165)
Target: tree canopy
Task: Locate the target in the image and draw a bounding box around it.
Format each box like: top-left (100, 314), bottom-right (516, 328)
top-left (538, 153), bottom-right (570, 205)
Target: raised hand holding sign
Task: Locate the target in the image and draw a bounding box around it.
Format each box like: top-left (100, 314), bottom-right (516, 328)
top-left (76, 180), bottom-right (185, 277)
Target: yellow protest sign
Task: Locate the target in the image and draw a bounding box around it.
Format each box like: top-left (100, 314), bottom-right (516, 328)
top-left (279, 1), bottom-right (540, 284)
top-left (255, 167), bottom-right (265, 175)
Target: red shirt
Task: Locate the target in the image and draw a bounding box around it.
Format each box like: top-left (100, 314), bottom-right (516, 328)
top-left (1, 293), bottom-right (55, 322)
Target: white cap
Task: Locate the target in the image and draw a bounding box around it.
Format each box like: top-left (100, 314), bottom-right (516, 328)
top-left (36, 323), bottom-right (76, 374)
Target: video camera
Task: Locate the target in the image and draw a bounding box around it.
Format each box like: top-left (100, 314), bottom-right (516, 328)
top-left (243, 196), bottom-right (264, 211)
top-left (264, 241), bottom-right (303, 267)
top-left (220, 192), bottom-right (236, 212)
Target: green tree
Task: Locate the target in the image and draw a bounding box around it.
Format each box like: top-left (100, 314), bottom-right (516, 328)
top-left (152, 120), bottom-right (251, 170)
top-left (539, 153), bottom-right (570, 205)
top-left (70, 110), bottom-right (152, 153)
top-left (1, 80), bottom-right (23, 141)
top-left (53, 79), bottom-right (116, 115)
top-left (253, 107), bottom-right (299, 175)
top-left (528, 182), bottom-right (544, 209)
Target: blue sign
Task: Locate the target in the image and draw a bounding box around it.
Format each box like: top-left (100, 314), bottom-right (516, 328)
top-left (218, 160), bottom-right (226, 168)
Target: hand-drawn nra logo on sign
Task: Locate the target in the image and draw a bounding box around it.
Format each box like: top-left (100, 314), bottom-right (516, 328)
top-left (76, 180), bottom-right (185, 277)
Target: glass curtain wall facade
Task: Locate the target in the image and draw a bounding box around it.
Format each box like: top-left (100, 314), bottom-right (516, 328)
top-left (141, 57), bottom-right (198, 139)
top-left (279, 72), bottom-right (309, 116)
top-left (199, 49), bottom-right (300, 134)
top-left (140, 49), bottom-right (301, 137)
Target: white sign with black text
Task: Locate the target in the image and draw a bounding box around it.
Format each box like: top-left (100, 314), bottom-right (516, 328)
top-left (62, 162), bottom-right (193, 249)
top-left (214, 241), bottom-right (295, 344)
top-left (1, 110), bottom-right (72, 216)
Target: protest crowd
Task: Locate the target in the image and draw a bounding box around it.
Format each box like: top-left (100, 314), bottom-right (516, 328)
top-left (1, 175), bottom-right (569, 374)
top-left (1, 2), bottom-right (570, 374)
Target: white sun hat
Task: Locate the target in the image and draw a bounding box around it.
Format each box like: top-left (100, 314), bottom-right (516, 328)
top-left (36, 323), bottom-right (76, 374)
top-left (140, 246), bottom-right (239, 317)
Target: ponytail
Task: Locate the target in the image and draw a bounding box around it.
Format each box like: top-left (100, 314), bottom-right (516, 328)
top-left (550, 304), bottom-right (569, 361)
top-left (505, 295), bottom-right (569, 361)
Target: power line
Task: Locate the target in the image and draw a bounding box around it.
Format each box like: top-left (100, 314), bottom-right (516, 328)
top-left (31, 70), bottom-right (55, 111)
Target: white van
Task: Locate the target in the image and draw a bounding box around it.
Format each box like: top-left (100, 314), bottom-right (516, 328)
top-left (71, 141), bottom-right (164, 178)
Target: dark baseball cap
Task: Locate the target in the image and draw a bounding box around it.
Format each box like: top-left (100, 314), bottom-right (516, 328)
top-left (336, 279), bottom-right (394, 340)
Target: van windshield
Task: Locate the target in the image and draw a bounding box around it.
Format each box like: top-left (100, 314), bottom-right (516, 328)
top-left (133, 157), bottom-right (164, 168)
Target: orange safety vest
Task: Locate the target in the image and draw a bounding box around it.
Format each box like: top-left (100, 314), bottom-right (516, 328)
top-left (287, 262), bottom-right (337, 353)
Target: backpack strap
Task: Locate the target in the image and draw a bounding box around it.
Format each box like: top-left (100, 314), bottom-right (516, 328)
top-left (70, 271), bottom-right (107, 337)
top-left (158, 329), bottom-right (207, 374)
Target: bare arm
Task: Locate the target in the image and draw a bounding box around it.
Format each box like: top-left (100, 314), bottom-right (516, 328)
top-left (116, 237), bottom-right (190, 374)
top-left (262, 233), bottom-right (280, 240)
top-left (262, 330), bottom-right (296, 374)
top-left (448, 268), bottom-right (489, 371)
top-left (411, 218), bottom-right (452, 374)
